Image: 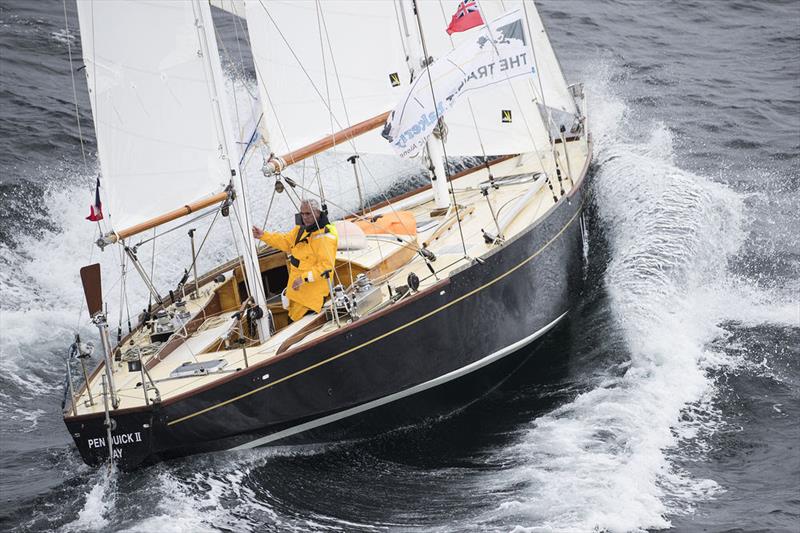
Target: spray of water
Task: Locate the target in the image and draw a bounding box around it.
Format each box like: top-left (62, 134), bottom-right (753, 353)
top-left (463, 60), bottom-right (798, 532)
top-left (0, 72), bottom-right (423, 529)
top-left (3, 41), bottom-right (796, 532)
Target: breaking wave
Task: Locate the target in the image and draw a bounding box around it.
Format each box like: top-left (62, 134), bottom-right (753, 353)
top-left (462, 61), bottom-right (796, 532)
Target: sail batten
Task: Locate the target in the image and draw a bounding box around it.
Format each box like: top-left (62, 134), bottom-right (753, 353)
top-left (77, 0), bottom-right (231, 232)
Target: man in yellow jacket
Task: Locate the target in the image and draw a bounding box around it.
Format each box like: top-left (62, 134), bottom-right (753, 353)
top-left (252, 199), bottom-right (338, 322)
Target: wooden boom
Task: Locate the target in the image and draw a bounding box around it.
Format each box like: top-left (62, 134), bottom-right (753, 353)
top-left (107, 190), bottom-right (230, 243)
top-left (106, 111), bottom-right (392, 243)
top-left (264, 111), bottom-right (391, 174)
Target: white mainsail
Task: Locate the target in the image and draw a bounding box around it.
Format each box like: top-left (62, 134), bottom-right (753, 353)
top-left (244, 0), bottom-right (572, 163)
top-left (244, 0), bottom-right (408, 156)
top-left (77, 0), bottom-right (231, 232)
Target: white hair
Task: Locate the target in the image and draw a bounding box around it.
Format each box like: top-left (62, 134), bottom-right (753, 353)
top-left (301, 198), bottom-right (321, 213)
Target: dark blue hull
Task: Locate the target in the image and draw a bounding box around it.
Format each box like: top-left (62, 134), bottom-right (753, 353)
top-left (66, 180), bottom-right (587, 470)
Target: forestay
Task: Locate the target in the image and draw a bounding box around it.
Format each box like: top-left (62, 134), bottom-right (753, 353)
top-left (77, 0), bottom-right (230, 232)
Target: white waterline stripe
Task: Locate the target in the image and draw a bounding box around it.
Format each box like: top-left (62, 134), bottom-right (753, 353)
top-left (229, 311), bottom-right (569, 451)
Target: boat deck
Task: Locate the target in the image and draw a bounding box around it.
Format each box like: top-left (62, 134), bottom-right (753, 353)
top-left (67, 138), bottom-right (589, 417)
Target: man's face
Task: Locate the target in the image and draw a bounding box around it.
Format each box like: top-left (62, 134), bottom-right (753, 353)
top-left (300, 202), bottom-right (318, 227)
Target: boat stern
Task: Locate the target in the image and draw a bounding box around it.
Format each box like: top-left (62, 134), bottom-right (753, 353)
top-left (64, 410), bottom-right (155, 470)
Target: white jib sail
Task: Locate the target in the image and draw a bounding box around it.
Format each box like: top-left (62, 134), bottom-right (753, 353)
top-left (518, 0), bottom-right (577, 116)
top-left (408, 0), bottom-right (575, 157)
top-left (77, 0), bottom-right (231, 232)
top-left (244, 0), bottom-right (408, 156)
top-left (384, 8), bottom-right (538, 158)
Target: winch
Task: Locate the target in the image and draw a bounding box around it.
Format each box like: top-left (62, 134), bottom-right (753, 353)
top-left (173, 301), bottom-right (191, 327)
top-left (148, 300), bottom-right (193, 343)
top-left (327, 273), bottom-right (383, 321)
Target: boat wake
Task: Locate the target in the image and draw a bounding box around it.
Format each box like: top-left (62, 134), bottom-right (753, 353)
top-left (1, 43), bottom-right (797, 532)
top-left (462, 63), bottom-right (798, 532)
top-left (53, 444), bottom-right (370, 533)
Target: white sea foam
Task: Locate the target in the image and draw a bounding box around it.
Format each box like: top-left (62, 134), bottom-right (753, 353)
top-left (0, 65), bottom-right (412, 527)
top-left (0, 75), bottom-right (417, 380)
top-left (5, 45), bottom-right (793, 533)
top-left (60, 469), bottom-right (117, 532)
top-left (105, 447), bottom-right (334, 532)
top-left (50, 28), bottom-right (76, 45)
top-left (114, 469), bottom-right (254, 533)
top-left (464, 62), bottom-right (795, 532)
top-left (9, 407), bottom-right (46, 432)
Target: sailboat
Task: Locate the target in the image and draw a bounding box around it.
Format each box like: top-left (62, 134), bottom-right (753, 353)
top-left (62, 0), bottom-right (591, 470)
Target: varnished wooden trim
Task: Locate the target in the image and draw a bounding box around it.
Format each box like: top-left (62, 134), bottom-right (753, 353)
top-left (264, 111), bottom-right (391, 174)
top-left (112, 191), bottom-right (229, 241)
top-left (165, 201), bottom-right (585, 427)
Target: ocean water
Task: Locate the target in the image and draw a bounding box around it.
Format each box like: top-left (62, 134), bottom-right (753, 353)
top-left (0, 1), bottom-right (798, 532)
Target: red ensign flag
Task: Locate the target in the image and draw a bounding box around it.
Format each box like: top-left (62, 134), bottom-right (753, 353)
top-left (86, 177), bottom-right (103, 222)
top-left (446, 0), bottom-right (484, 35)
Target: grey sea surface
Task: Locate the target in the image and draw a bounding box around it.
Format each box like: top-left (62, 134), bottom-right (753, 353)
top-left (0, 1), bottom-right (798, 531)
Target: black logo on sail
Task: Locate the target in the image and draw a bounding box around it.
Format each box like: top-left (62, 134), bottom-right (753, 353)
top-left (389, 72), bottom-right (401, 87)
top-left (501, 110), bottom-right (512, 123)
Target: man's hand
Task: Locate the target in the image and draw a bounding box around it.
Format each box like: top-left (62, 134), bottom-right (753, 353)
top-left (251, 225), bottom-right (264, 239)
top-left (292, 277), bottom-right (304, 291)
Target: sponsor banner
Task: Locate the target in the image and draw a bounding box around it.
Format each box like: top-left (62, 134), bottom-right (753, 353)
top-left (383, 9), bottom-right (535, 158)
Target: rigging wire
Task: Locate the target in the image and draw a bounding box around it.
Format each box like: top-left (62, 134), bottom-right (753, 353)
top-left (411, 0), bottom-right (469, 258)
top-left (322, 3), bottom-right (423, 234)
top-left (518, 9), bottom-right (569, 195)
top-left (260, 183), bottom-right (278, 230)
top-left (253, 0), bottom-right (360, 156)
top-left (132, 204), bottom-right (220, 248)
top-left (435, 0), bottom-right (490, 164)
top-left (316, 1), bottom-right (336, 151)
top-left (226, 205), bottom-right (249, 294)
top-left (250, 0), bottom-right (420, 244)
top-left (316, 0), bottom-right (412, 246)
top-left (180, 208), bottom-right (222, 294)
top-left (116, 250), bottom-right (127, 341)
top-left (62, 0), bottom-right (87, 168)
top-left (147, 227), bottom-right (156, 312)
top-left (435, 0), bottom-right (555, 188)
top-left (393, 0), bottom-right (412, 68)
top-left (470, 0), bottom-right (557, 199)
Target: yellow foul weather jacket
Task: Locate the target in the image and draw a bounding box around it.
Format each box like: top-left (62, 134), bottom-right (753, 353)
top-left (259, 223), bottom-right (338, 321)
